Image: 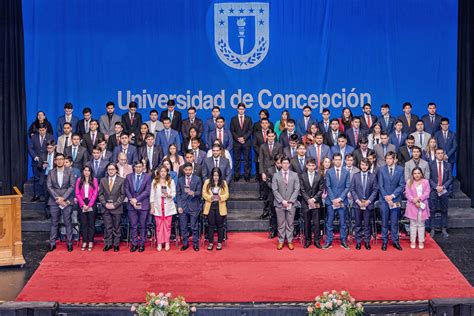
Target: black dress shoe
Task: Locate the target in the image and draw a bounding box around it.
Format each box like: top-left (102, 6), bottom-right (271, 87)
top-left (259, 212), bottom-right (270, 219)
top-left (233, 176), bottom-right (240, 182)
top-left (381, 243), bottom-right (387, 251)
top-left (314, 241), bottom-right (322, 249)
top-left (364, 242), bottom-right (371, 250)
top-left (323, 242), bottom-right (333, 250)
top-left (341, 241), bottom-right (350, 250)
top-left (193, 245), bottom-right (200, 251)
top-left (31, 195), bottom-right (40, 202)
top-left (138, 245), bottom-right (145, 252)
top-left (130, 245), bottom-right (138, 252)
top-left (67, 244), bottom-right (73, 252)
top-left (303, 241), bottom-right (311, 248)
top-left (393, 242), bottom-right (403, 251)
top-left (268, 231), bottom-right (277, 239)
top-left (49, 244), bottom-right (56, 252)
top-left (355, 242), bottom-right (361, 250)
top-left (259, 195), bottom-right (265, 200)
top-left (181, 245), bottom-right (189, 251)
top-left (244, 177), bottom-right (251, 182)
top-left (113, 246), bottom-right (120, 252)
top-left (103, 245), bottom-right (112, 252)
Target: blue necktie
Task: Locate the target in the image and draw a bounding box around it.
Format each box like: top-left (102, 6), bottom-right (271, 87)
top-left (94, 160), bottom-right (99, 174)
top-left (135, 174), bottom-right (140, 192)
top-left (72, 147), bottom-right (77, 161)
top-left (362, 173), bottom-right (367, 197)
top-left (299, 158), bottom-right (304, 170)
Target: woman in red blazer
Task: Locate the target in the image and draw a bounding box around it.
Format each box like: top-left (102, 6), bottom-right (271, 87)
top-left (75, 166), bottom-right (99, 251)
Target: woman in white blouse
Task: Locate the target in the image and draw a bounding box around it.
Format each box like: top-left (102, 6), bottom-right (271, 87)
top-left (367, 123), bottom-right (382, 149)
top-left (150, 166), bottom-right (177, 251)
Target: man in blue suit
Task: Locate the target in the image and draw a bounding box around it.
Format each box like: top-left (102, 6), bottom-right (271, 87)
top-left (204, 106), bottom-right (224, 147)
top-left (307, 132), bottom-right (330, 169)
top-left (345, 117), bottom-right (366, 149)
top-left (202, 144), bottom-right (232, 184)
top-left (56, 102), bottom-right (79, 136)
top-left (350, 158), bottom-right (378, 250)
top-left (428, 149), bottom-right (453, 238)
top-left (323, 153), bottom-right (351, 250)
top-left (296, 106), bottom-right (317, 135)
top-left (435, 118), bottom-right (457, 169)
top-left (155, 117), bottom-right (181, 156)
top-left (207, 116), bottom-right (233, 152)
top-left (389, 120), bottom-right (407, 152)
top-left (112, 132), bottom-right (138, 164)
top-left (421, 102), bottom-right (443, 136)
top-left (377, 151), bottom-right (405, 251)
top-left (177, 163), bottom-right (203, 251)
top-left (330, 134), bottom-right (354, 164)
top-left (28, 124), bottom-right (54, 201)
top-left (378, 104), bottom-right (396, 134)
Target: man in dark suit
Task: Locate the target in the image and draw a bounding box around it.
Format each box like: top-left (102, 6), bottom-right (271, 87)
top-left (88, 146), bottom-right (108, 180)
top-left (435, 118), bottom-right (457, 168)
top-left (28, 124), bottom-right (54, 201)
top-left (421, 102), bottom-right (443, 136)
top-left (330, 134), bottom-right (354, 164)
top-left (181, 106), bottom-right (204, 140)
top-left (202, 144), bottom-right (232, 184)
top-left (378, 104), bottom-right (396, 134)
top-left (324, 118), bottom-right (341, 147)
top-left (378, 151), bottom-right (405, 251)
top-left (46, 153), bottom-right (76, 252)
top-left (283, 134), bottom-right (299, 159)
top-left (352, 137), bottom-right (375, 168)
top-left (397, 135), bottom-right (416, 166)
top-left (82, 120), bottom-right (104, 155)
top-left (300, 158), bottom-right (325, 248)
top-left (279, 119), bottom-right (298, 148)
top-left (398, 102), bottom-right (419, 134)
top-left (204, 106), bottom-right (224, 147)
top-left (296, 105), bottom-right (317, 135)
top-left (190, 138), bottom-right (207, 166)
top-left (345, 116), bottom-right (366, 149)
top-left (389, 120), bottom-right (407, 153)
top-left (230, 103), bottom-right (253, 181)
top-left (176, 163), bottom-right (203, 251)
top-left (360, 103), bottom-right (378, 133)
top-left (98, 162), bottom-right (126, 252)
top-left (159, 99), bottom-right (182, 132)
top-left (178, 150), bottom-right (203, 178)
top-left (64, 133), bottom-right (89, 176)
top-left (76, 107), bottom-right (93, 138)
top-left (318, 108), bottom-right (331, 134)
top-left (112, 132), bottom-right (139, 164)
top-left (208, 116), bottom-right (233, 152)
top-left (106, 121), bottom-right (124, 152)
top-left (307, 132), bottom-right (330, 169)
top-left (428, 149), bottom-right (453, 238)
top-left (350, 158), bottom-right (378, 250)
top-left (98, 138), bottom-right (113, 162)
top-left (121, 101), bottom-right (142, 139)
top-left (139, 133), bottom-right (163, 173)
top-left (259, 129), bottom-right (283, 176)
top-left (124, 161), bottom-right (151, 252)
top-left (155, 117), bottom-right (181, 155)
top-left (290, 143), bottom-right (308, 174)
top-left (56, 102), bottom-right (79, 136)
top-left (253, 118), bottom-right (271, 198)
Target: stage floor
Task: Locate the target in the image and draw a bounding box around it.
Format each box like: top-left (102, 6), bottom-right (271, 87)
top-left (15, 232), bottom-right (474, 303)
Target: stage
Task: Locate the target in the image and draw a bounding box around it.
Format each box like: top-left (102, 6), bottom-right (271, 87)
top-left (15, 232), bottom-right (474, 304)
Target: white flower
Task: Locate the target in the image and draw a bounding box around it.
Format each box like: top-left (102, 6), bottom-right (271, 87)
top-left (351, 298), bottom-right (356, 303)
top-left (337, 300), bottom-right (342, 306)
top-left (158, 292), bottom-right (164, 297)
top-left (341, 290), bottom-right (347, 295)
top-left (165, 292), bottom-right (172, 298)
top-left (331, 290), bottom-right (337, 294)
top-left (323, 291), bottom-right (329, 296)
top-left (325, 301), bottom-right (333, 309)
top-left (130, 305), bottom-right (136, 312)
top-left (163, 301), bottom-right (169, 307)
top-left (190, 306), bottom-right (197, 313)
top-left (356, 302), bottom-right (363, 308)
top-left (315, 296), bottom-right (320, 301)
top-left (307, 306), bottom-right (314, 313)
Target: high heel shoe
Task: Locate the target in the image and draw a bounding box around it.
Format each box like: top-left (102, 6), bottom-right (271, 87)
top-left (157, 244), bottom-right (162, 252)
top-left (88, 242), bottom-right (93, 251)
top-left (81, 242), bottom-right (87, 251)
top-left (165, 243), bottom-right (170, 251)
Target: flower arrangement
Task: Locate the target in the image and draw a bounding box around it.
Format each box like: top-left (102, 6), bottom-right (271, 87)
top-left (307, 290), bottom-right (364, 316)
top-left (131, 292), bottom-right (196, 316)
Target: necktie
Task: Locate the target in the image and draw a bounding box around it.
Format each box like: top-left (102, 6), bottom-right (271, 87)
top-left (94, 160), bottom-right (99, 173)
top-left (269, 143), bottom-right (273, 153)
top-left (116, 135), bottom-right (120, 144)
top-left (190, 119), bottom-right (194, 125)
top-left (414, 160), bottom-right (419, 168)
top-left (324, 122), bottom-right (328, 132)
top-left (218, 129), bottom-right (223, 143)
top-left (263, 130), bottom-right (267, 143)
top-left (65, 136), bottom-right (69, 148)
top-left (92, 133), bottom-right (96, 144)
top-left (305, 117), bottom-right (309, 130)
top-left (46, 154), bottom-right (53, 175)
top-left (85, 120), bottom-right (89, 133)
top-left (72, 147), bottom-right (77, 161)
top-left (383, 145), bottom-right (387, 156)
top-left (317, 145), bottom-right (321, 167)
top-left (385, 116), bottom-right (389, 127)
top-left (444, 132), bottom-right (447, 141)
top-left (135, 174), bottom-right (140, 192)
top-left (419, 133), bottom-right (423, 146)
top-left (407, 115), bottom-right (411, 127)
top-left (431, 116), bottom-right (435, 125)
top-left (389, 167), bottom-right (393, 176)
top-left (122, 146), bottom-right (126, 154)
top-left (186, 176), bottom-right (191, 187)
top-left (169, 111), bottom-right (173, 122)
top-left (299, 158), bottom-right (304, 170)
top-left (130, 114), bottom-right (134, 125)
top-left (336, 168), bottom-right (340, 181)
top-left (367, 115), bottom-right (372, 128)
top-left (214, 159), bottom-right (218, 168)
top-left (194, 150), bottom-right (198, 161)
top-left (283, 171), bottom-right (288, 185)
top-left (309, 173), bottom-right (314, 186)
top-left (40, 135), bottom-right (44, 147)
top-left (102, 151), bottom-right (106, 159)
top-left (362, 173), bottom-right (367, 195)
top-left (109, 177), bottom-right (113, 191)
top-left (354, 129), bottom-right (359, 143)
top-left (291, 148), bottom-right (295, 157)
top-left (438, 162), bottom-right (443, 186)
top-left (397, 133), bottom-right (401, 144)
top-left (239, 116), bottom-right (244, 129)
top-left (166, 130), bottom-right (170, 141)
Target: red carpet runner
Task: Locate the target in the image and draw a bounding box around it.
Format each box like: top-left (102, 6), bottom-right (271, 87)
top-left (16, 233), bottom-right (474, 303)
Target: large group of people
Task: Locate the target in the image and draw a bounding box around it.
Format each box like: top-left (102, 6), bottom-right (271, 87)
top-left (27, 99), bottom-right (457, 252)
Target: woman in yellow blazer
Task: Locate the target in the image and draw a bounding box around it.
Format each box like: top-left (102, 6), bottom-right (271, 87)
top-left (202, 167), bottom-right (230, 251)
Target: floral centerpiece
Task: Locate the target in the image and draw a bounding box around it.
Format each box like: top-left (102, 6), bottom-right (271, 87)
top-left (307, 290), bottom-right (364, 316)
top-left (131, 292), bottom-right (196, 316)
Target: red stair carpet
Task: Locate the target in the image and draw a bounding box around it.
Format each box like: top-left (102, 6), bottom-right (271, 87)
top-left (16, 232), bottom-right (474, 303)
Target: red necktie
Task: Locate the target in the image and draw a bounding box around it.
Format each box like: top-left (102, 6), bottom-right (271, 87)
top-left (354, 130), bottom-right (359, 143)
top-left (218, 130), bottom-right (223, 143)
top-left (269, 143), bottom-right (273, 153)
top-left (367, 115), bottom-right (371, 128)
top-left (283, 172), bottom-right (288, 185)
top-left (438, 162), bottom-right (443, 186)
top-left (263, 130), bottom-right (267, 143)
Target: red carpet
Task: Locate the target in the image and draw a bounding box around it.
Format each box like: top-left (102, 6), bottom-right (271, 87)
top-left (16, 233), bottom-right (474, 303)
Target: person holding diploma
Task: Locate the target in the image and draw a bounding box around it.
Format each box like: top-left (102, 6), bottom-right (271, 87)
top-left (202, 167), bottom-right (230, 251)
top-left (75, 165), bottom-right (99, 251)
top-left (150, 166), bottom-right (177, 251)
top-left (404, 167), bottom-right (431, 249)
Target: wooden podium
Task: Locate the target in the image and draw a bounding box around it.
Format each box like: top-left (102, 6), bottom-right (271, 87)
top-left (0, 187), bottom-right (25, 266)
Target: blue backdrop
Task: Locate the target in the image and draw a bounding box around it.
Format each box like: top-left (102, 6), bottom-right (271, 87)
top-left (23, 0), bottom-right (457, 128)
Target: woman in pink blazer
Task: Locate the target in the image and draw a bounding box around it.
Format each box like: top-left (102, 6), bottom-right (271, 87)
top-left (404, 167), bottom-right (431, 249)
top-left (75, 166), bottom-right (99, 251)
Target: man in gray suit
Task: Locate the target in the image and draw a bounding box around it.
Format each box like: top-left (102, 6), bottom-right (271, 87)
top-left (410, 120), bottom-right (431, 150)
top-left (99, 101), bottom-right (122, 140)
top-left (272, 156), bottom-right (300, 250)
top-left (98, 162), bottom-right (125, 252)
top-left (404, 146), bottom-right (430, 181)
top-left (373, 132), bottom-right (395, 168)
top-left (46, 153), bottom-right (76, 252)
top-left (144, 109), bottom-right (164, 136)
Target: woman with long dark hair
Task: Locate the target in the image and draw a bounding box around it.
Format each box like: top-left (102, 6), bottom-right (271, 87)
top-left (75, 165), bottom-right (99, 251)
top-left (182, 126), bottom-right (206, 152)
top-left (274, 110), bottom-right (290, 139)
top-left (338, 108), bottom-right (353, 132)
top-left (134, 123), bottom-right (150, 148)
top-left (202, 167), bottom-right (229, 251)
top-left (28, 111), bottom-right (54, 137)
top-left (163, 143), bottom-right (184, 173)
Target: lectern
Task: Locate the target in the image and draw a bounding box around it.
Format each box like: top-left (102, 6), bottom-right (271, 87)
top-left (0, 187), bottom-right (25, 266)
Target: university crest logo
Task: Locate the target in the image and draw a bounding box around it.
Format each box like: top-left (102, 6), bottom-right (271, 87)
top-left (214, 2), bottom-right (270, 70)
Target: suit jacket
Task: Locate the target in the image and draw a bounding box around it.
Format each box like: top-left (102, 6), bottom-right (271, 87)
top-left (360, 114), bottom-right (378, 133)
top-left (75, 177), bottom-right (99, 208)
top-left (64, 145), bottom-right (89, 170)
top-left (279, 130), bottom-right (299, 148)
top-left (202, 179), bottom-right (230, 216)
top-left (176, 174), bottom-right (202, 212)
top-left (404, 179), bottom-right (431, 221)
top-left (87, 159), bottom-right (108, 180)
top-left (352, 148), bottom-right (375, 169)
top-left (404, 159), bottom-right (430, 182)
top-left (46, 168), bottom-right (76, 206)
top-left (139, 145), bottom-right (164, 171)
top-left (178, 163), bottom-right (203, 178)
top-left (181, 136), bottom-right (206, 153)
top-left (299, 171), bottom-right (324, 209)
top-left (230, 115), bottom-right (253, 145)
top-left (397, 146), bottom-right (413, 166)
top-left (82, 131), bottom-right (104, 154)
top-left (144, 120), bottom-right (164, 136)
top-left (346, 166), bottom-right (360, 182)
top-left (330, 145), bottom-right (354, 161)
top-left (377, 165), bottom-right (405, 202)
top-left (435, 130), bottom-right (457, 164)
top-left (124, 172), bottom-right (151, 211)
top-left (252, 120), bottom-right (274, 135)
top-left (99, 150), bottom-right (113, 162)
top-left (318, 120), bottom-right (331, 134)
top-left (422, 113), bottom-right (443, 136)
top-left (324, 130), bottom-right (341, 147)
top-left (378, 115), bottom-right (396, 134)
top-left (160, 110), bottom-right (182, 132)
top-left (283, 146), bottom-right (298, 159)
top-left (76, 119), bottom-right (93, 137)
top-left (99, 113), bottom-right (122, 136)
top-left (155, 129), bottom-right (181, 155)
top-left (373, 143), bottom-right (396, 167)
top-left (296, 116), bottom-right (317, 135)
top-left (107, 133), bottom-right (122, 152)
top-left (181, 118), bottom-right (204, 140)
top-left (350, 172), bottom-right (379, 210)
top-left (271, 169), bottom-right (300, 208)
top-left (112, 144), bottom-right (139, 164)
top-left (56, 115), bottom-right (79, 136)
top-left (98, 176), bottom-right (125, 214)
top-left (208, 128), bottom-right (233, 152)
top-left (429, 160), bottom-right (453, 195)
top-left (202, 156), bottom-right (232, 184)
top-left (389, 132), bottom-right (407, 152)
top-left (121, 112), bottom-right (143, 136)
top-left (252, 129), bottom-right (271, 155)
top-left (398, 114), bottom-right (419, 134)
top-left (345, 128), bottom-right (367, 148)
top-left (411, 131), bottom-right (431, 149)
top-left (325, 167), bottom-right (350, 206)
top-left (258, 142), bottom-right (283, 174)
top-left (307, 143), bottom-right (330, 166)
top-left (28, 133), bottom-right (54, 160)
top-left (56, 134), bottom-right (73, 154)
top-left (204, 117), bottom-right (218, 146)
top-left (290, 155), bottom-right (309, 174)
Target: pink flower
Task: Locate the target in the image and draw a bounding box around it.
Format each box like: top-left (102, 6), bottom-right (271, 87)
top-left (150, 292), bottom-right (156, 297)
top-left (307, 306), bottom-right (314, 313)
top-left (331, 290), bottom-right (337, 294)
top-left (315, 296), bottom-right (320, 301)
top-left (158, 292), bottom-right (164, 297)
top-left (341, 290), bottom-right (347, 295)
top-left (130, 306), bottom-right (136, 312)
top-left (190, 306), bottom-right (197, 313)
top-left (337, 300), bottom-right (342, 306)
top-left (323, 291), bottom-right (329, 296)
top-left (351, 298), bottom-right (356, 303)
top-left (165, 292), bottom-right (172, 298)
top-left (356, 302), bottom-right (363, 308)
top-left (163, 301), bottom-right (169, 307)
top-left (325, 302), bottom-right (333, 309)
